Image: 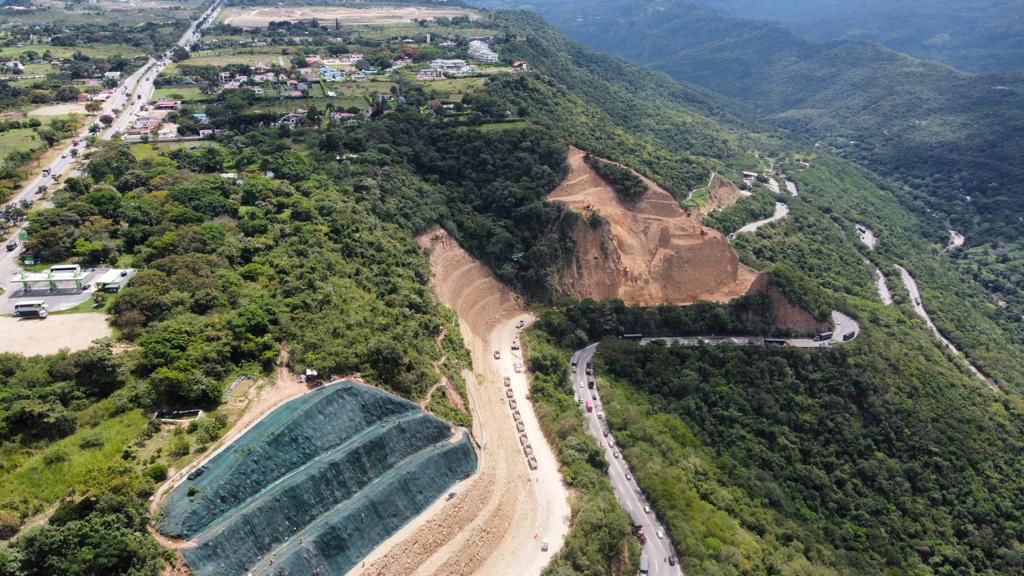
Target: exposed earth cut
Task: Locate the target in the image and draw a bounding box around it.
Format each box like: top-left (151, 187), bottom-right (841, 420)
top-left (548, 147), bottom-right (759, 305)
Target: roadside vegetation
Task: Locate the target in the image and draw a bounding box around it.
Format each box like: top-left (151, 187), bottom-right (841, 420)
top-left (702, 187), bottom-right (776, 235)
top-left (524, 331), bottom-right (638, 576)
top-left (592, 324), bottom-right (1024, 576)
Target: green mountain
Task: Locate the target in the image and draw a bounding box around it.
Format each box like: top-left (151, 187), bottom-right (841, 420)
top-left (473, 0), bottom-right (1024, 373)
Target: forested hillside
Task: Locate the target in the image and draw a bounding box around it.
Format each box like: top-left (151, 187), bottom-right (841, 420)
top-left (3, 4), bottom-right (1024, 575)
top-left (469, 4), bottom-right (1024, 385)
top-left (703, 0), bottom-right (1024, 73)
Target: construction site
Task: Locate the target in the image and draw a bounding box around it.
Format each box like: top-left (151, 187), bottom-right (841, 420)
top-left (156, 382), bottom-right (477, 576)
top-left (548, 147), bottom-right (759, 305)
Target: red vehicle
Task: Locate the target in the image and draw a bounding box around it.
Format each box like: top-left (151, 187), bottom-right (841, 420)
top-left (72, 138), bottom-right (80, 146)
top-left (585, 400), bottom-right (593, 413)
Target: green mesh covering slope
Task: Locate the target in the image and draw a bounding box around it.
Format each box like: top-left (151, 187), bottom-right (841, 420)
top-left (157, 382), bottom-right (477, 576)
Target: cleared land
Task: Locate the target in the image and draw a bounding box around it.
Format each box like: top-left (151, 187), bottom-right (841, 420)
top-left (28, 103), bottom-right (88, 117)
top-left (351, 229), bottom-right (570, 576)
top-left (223, 6), bottom-right (478, 28)
top-left (0, 314), bottom-right (112, 355)
top-left (548, 147), bottom-right (758, 305)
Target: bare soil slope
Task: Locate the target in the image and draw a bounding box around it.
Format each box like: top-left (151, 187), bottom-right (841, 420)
top-left (549, 147), bottom-right (758, 305)
top-left (349, 229), bottom-right (569, 576)
top-left (699, 178), bottom-right (745, 215)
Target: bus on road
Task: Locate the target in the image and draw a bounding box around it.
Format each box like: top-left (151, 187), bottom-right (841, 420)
top-left (585, 400), bottom-right (593, 413)
top-left (13, 301), bottom-right (48, 318)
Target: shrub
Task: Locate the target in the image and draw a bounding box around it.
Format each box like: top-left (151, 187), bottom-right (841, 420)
top-left (143, 463), bottom-right (168, 483)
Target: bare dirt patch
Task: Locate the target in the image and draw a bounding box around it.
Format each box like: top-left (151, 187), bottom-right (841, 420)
top-left (350, 229), bottom-right (570, 576)
top-left (549, 147), bottom-right (759, 305)
top-left (28, 103), bottom-right (88, 117)
top-left (224, 6), bottom-right (477, 28)
top-left (0, 314), bottom-right (111, 355)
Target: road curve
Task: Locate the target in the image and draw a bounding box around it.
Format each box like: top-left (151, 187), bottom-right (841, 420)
top-left (729, 202), bottom-right (789, 240)
top-left (568, 310), bottom-right (859, 575)
top-left (895, 265), bottom-right (997, 391)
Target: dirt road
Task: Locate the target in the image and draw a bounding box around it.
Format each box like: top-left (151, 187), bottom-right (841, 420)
top-left (349, 230), bottom-right (570, 576)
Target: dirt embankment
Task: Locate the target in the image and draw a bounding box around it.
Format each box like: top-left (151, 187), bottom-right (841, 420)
top-left (746, 274), bottom-right (827, 334)
top-left (549, 147), bottom-right (758, 305)
top-left (699, 178), bottom-right (745, 215)
top-left (350, 229), bottom-right (568, 576)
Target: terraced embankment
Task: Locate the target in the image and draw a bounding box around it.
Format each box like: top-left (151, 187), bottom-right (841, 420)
top-left (157, 382), bottom-right (476, 576)
top-left (349, 229), bottom-right (569, 576)
top-left (549, 147), bottom-right (758, 305)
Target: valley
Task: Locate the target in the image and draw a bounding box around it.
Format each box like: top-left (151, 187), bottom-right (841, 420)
top-left (0, 2), bottom-right (1022, 576)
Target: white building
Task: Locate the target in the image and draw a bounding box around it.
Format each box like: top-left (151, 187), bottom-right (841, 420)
top-left (468, 40), bottom-right (498, 63)
top-left (430, 59), bottom-right (467, 71)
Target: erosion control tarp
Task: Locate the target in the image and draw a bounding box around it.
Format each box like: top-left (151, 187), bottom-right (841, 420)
top-left (158, 382), bottom-right (477, 576)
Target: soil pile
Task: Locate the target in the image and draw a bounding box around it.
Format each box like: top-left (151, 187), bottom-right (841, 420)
top-left (549, 147), bottom-right (758, 305)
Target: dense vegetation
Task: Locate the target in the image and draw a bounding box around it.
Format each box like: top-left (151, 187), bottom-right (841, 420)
top-left (524, 332), bottom-right (638, 576)
top-left (592, 329), bottom-right (1024, 576)
top-left (492, 1), bottom-right (1024, 356)
top-left (702, 188), bottom-right (776, 235)
top-left (583, 153), bottom-right (646, 203)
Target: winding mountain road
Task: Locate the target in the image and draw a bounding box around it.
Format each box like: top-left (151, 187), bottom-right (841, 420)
top-left (571, 310), bottom-right (858, 575)
top-left (895, 265), bottom-right (997, 391)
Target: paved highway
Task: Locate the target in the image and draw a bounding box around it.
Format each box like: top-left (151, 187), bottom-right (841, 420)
top-left (571, 344), bottom-right (681, 576)
top-left (568, 310), bottom-right (860, 575)
top-left (644, 311), bottom-right (859, 349)
top-left (108, 1), bottom-right (222, 137)
top-left (1, 1), bottom-right (222, 288)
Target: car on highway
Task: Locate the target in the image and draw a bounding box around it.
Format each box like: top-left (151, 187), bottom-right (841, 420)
top-left (515, 320), bottom-right (525, 329)
top-left (513, 362), bottom-right (523, 373)
top-left (602, 429), bottom-right (608, 437)
top-left (591, 392), bottom-right (597, 400)
top-left (669, 555), bottom-right (678, 566)
top-left (613, 451), bottom-right (620, 459)
top-left (644, 505), bottom-right (651, 513)
top-left (656, 530), bottom-right (664, 540)
top-left (493, 350), bottom-right (501, 359)
top-left (625, 472), bottom-right (632, 481)
top-left (5, 240), bottom-right (17, 252)
top-left (599, 440), bottom-right (605, 447)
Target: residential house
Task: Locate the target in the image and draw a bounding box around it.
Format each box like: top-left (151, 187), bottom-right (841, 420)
top-left (298, 68), bottom-right (318, 82)
top-left (130, 116), bottom-right (160, 134)
top-left (449, 65), bottom-right (477, 78)
top-left (304, 55), bottom-right (322, 66)
top-left (319, 65), bottom-right (344, 81)
top-left (1, 60), bottom-right (24, 72)
top-left (430, 58), bottom-right (466, 71)
top-left (278, 108), bottom-right (307, 127)
top-left (416, 68), bottom-right (444, 81)
top-left (154, 99), bottom-right (180, 110)
top-left (192, 113), bottom-right (209, 124)
top-left (468, 40), bottom-right (499, 63)
top-left (103, 71), bottom-right (122, 80)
